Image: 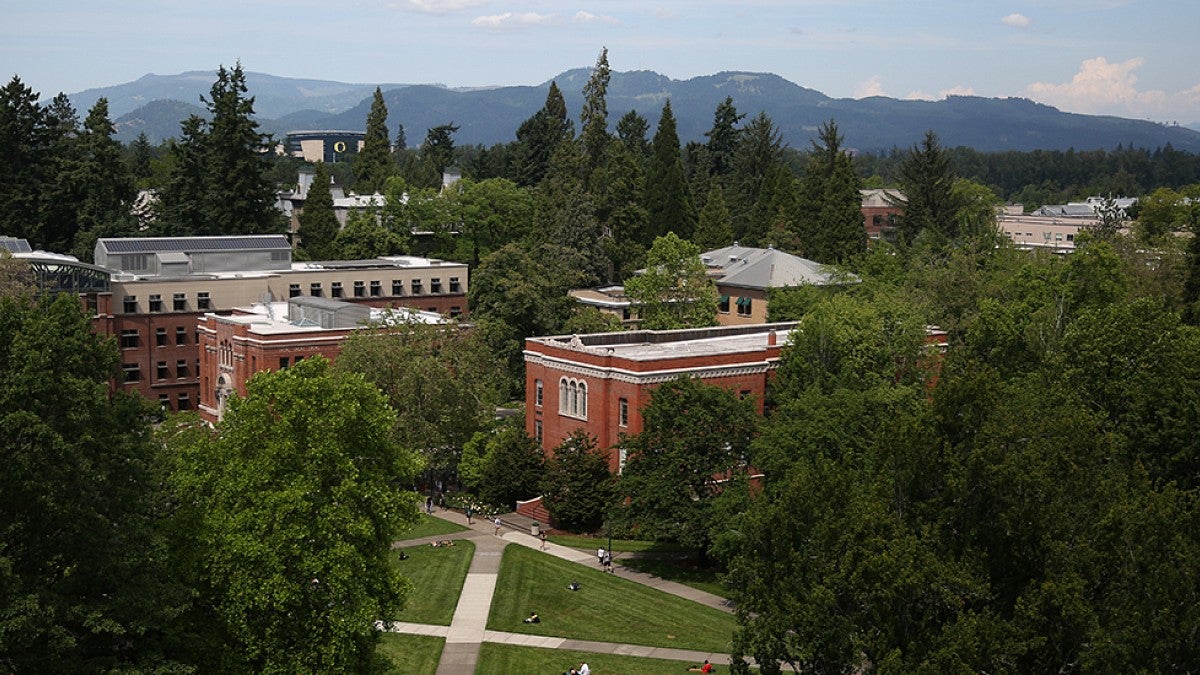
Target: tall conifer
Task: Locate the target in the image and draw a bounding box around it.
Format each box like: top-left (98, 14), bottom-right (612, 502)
top-left (644, 101), bottom-right (696, 242)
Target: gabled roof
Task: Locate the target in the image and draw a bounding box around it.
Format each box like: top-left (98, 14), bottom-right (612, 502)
top-left (700, 245), bottom-right (853, 289)
top-left (97, 235), bottom-right (292, 255)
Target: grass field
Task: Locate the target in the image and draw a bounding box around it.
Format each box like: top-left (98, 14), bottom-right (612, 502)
top-left (397, 512), bottom-right (470, 541)
top-left (546, 534), bottom-right (690, 553)
top-left (475, 643), bottom-right (712, 674)
top-left (617, 557), bottom-right (730, 599)
top-left (391, 540), bottom-right (474, 625)
top-left (378, 633), bottom-right (444, 674)
top-left (487, 545), bottom-right (736, 653)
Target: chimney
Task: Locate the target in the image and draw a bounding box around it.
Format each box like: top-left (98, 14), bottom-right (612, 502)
top-left (767, 330), bottom-right (777, 346)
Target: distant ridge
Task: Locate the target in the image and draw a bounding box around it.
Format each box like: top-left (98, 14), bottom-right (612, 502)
top-left (77, 69), bottom-right (1200, 153)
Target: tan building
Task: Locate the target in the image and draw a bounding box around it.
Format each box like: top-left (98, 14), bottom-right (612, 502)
top-left (94, 235), bottom-right (467, 412)
top-left (702, 244), bottom-right (855, 325)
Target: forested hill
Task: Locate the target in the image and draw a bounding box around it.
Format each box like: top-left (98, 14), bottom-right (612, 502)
top-left (80, 69), bottom-right (1200, 153)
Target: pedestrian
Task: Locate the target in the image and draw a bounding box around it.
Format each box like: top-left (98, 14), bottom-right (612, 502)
top-left (602, 550), bottom-right (613, 573)
top-left (439, 493), bottom-right (446, 511)
top-left (425, 495), bottom-right (433, 514)
top-left (597, 546), bottom-right (605, 567)
top-left (494, 516), bottom-right (502, 536)
top-left (540, 530), bottom-right (547, 550)
top-left (578, 661), bottom-right (590, 675)
top-left (466, 506), bottom-right (473, 525)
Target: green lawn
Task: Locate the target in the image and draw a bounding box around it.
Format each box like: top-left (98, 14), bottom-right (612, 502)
top-left (487, 545), bottom-right (736, 652)
top-left (396, 512), bottom-right (469, 541)
top-left (391, 540), bottom-right (474, 625)
top-left (378, 633), bottom-right (443, 674)
top-left (546, 534), bottom-right (690, 553)
top-left (618, 557), bottom-right (730, 599)
top-left (476, 643), bottom-right (713, 674)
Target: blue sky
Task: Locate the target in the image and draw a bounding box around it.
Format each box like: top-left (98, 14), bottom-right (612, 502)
top-left (5, 0), bottom-right (1199, 123)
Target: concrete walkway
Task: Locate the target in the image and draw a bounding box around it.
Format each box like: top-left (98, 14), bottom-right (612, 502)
top-left (389, 510), bottom-right (743, 673)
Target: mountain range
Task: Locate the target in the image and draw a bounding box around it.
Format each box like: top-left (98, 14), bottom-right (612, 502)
top-left (66, 70), bottom-right (1200, 154)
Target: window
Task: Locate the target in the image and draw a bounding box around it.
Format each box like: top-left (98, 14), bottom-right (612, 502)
top-left (718, 295), bottom-right (730, 313)
top-left (289, 283), bottom-right (301, 298)
top-left (310, 282), bottom-right (322, 297)
top-left (279, 357), bottom-right (289, 370)
top-left (173, 293), bottom-right (186, 311)
top-left (331, 282), bottom-right (343, 298)
top-left (123, 296), bottom-right (138, 313)
top-left (176, 327), bottom-right (187, 345)
top-left (158, 394), bottom-right (170, 410)
top-left (157, 361), bottom-right (169, 380)
top-left (411, 279), bottom-right (423, 295)
top-left (197, 291), bottom-right (211, 310)
top-left (155, 328), bottom-right (167, 347)
top-left (120, 329), bottom-right (139, 349)
top-left (535, 380), bottom-right (543, 407)
top-left (370, 280), bottom-right (381, 297)
top-left (449, 277), bottom-right (461, 293)
top-left (149, 294), bottom-right (163, 312)
top-left (177, 393), bottom-right (190, 411)
top-left (430, 278), bottom-right (442, 293)
top-left (535, 420), bottom-right (543, 445)
top-left (1066, 234), bottom-right (1075, 242)
top-left (558, 377), bottom-right (588, 419)
top-left (122, 363), bottom-right (140, 382)
top-left (450, 306), bottom-right (462, 319)
top-left (392, 279), bottom-right (404, 295)
top-left (176, 360), bottom-right (188, 378)
top-left (124, 254), bottom-right (148, 271)
top-left (619, 398), bottom-right (628, 427)
top-left (354, 280), bottom-right (365, 297)
top-left (736, 296), bottom-right (752, 317)
top-left (619, 447), bottom-right (628, 475)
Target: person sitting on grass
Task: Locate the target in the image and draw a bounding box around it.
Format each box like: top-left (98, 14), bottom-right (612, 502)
top-left (430, 539), bottom-right (455, 548)
top-left (688, 659), bottom-right (714, 672)
top-left (523, 612), bottom-right (540, 624)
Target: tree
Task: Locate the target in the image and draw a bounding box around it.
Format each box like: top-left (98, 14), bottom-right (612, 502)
top-left (447, 177), bottom-right (533, 266)
top-left (579, 47), bottom-right (611, 173)
top-left (512, 81), bottom-right (573, 187)
top-left (156, 115), bottom-right (211, 235)
top-left (644, 101), bottom-right (696, 241)
top-left (69, 98), bottom-right (138, 259)
top-left (533, 140), bottom-right (608, 282)
top-left (1, 293), bottom-right (182, 672)
top-left (728, 112), bottom-right (787, 244)
top-left (625, 232), bottom-right (718, 330)
top-left (333, 318), bottom-right (504, 477)
top-left (297, 161), bottom-right (340, 260)
top-left (0, 76), bottom-right (48, 244)
top-left (421, 123), bottom-right (459, 176)
top-left (127, 131), bottom-right (155, 184)
top-left (617, 377), bottom-right (758, 553)
top-left (591, 140), bottom-right (650, 281)
top-left (355, 87), bottom-right (394, 193)
top-left (615, 109), bottom-right (650, 161)
top-left (891, 130), bottom-right (959, 243)
top-left (541, 430), bottom-right (615, 532)
top-left (332, 205), bottom-right (406, 260)
top-left (694, 185), bottom-right (734, 250)
top-left (703, 96), bottom-right (744, 179)
top-left (173, 357), bottom-right (420, 672)
top-left (462, 419), bottom-right (545, 510)
top-left (793, 119), bottom-right (864, 263)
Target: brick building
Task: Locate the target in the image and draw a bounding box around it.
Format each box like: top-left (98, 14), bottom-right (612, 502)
top-left (860, 188), bottom-right (904, 242)
top-left (93, 235), bottom-right (467, 412)
top-left (524, 323), bottom-right (797, 472)
top-left (197, 297), bottom-right (443, 422)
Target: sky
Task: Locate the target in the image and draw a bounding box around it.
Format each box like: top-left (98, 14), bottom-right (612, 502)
top-left (5, 0), bottom-right (1199, 123)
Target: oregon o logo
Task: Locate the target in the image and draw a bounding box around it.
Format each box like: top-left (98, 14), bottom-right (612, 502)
top-left (333, 141), bottom-right (347, 152)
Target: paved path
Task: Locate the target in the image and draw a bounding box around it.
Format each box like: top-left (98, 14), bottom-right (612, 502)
top-left (389, 511), bottom-right (743, 673)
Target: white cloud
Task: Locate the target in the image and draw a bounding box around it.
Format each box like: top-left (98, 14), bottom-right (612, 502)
top-left (854, 75), bottom-right (886, 98)
top-left (574, 10), bottom-right (618, 24)
top-left (471, 12), bottom-right (553, 28)
top-left (1001, 13), bottom-right (1031, 28)
top-left (940, 84), bottom-right (976, 97)
top-left (394, 0), bottom-right (489, 14)
top-left (1027, 56), bottom-right (1168, 115)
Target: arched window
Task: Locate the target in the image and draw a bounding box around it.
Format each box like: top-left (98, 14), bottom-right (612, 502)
top-left (557, 376), bottom-right (589, 420)
top-left (559, 377), bottom-right (569, 412)
top-left (578, 381), bottom-right (587, 418)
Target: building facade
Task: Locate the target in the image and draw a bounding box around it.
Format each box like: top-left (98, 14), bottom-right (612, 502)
top-left (94, 236), bottom-right (467, 412)
top-left (524, 323), bottom-right (796, 472)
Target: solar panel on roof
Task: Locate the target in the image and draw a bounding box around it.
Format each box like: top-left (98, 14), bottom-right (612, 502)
top-left (98, 236), bottom-right (291, 254)
top-left (0, 236), bottom-right (33, 253)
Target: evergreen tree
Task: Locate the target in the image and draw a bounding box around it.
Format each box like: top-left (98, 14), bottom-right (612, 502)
top-left (694, 185), bottom-right (734, 250)
top-left (513, 81), bottom-right (573, 187)
top-left (70, 98), bottom-right (138, 260)
top-left (298, 162), bottom-right (339, 260)
top-left (592, 140), bottom-right (650, 282)
top-left (0, 76), bottom-right (48, 244)
top-left (644, 100), bottom-right (696, 241)
top-left (540, 431), bottom-right (615, 532)
top-left (355, 87), bottom-right (393, 194)
top-left (421, 123), bottom-right (459, 177)
top-left (127, 131), bottom-right (154, 184)
top-left (37, 94), bottom-right (83, 253)
top-left (579, 47), bottom-right (611, 174)
top-left (202, 63), bottom-right (279, 235)
top-left (891, 130), bottom-right (958, 243)
top-left (728, 112), bottom-right (786, 244)
top-left (704, 96), bottom-right (744, 179)
top-left (616, 109), bottom-right (650, 162)
top-left (794, 119), bottom-right (865, 263)
top-left (534, 140), bottom-right (608, 282)
top-left (394, 122), bottom-right (406, 150)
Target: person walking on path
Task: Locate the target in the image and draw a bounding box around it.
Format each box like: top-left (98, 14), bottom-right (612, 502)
top-left (466, 506), bottom-right (473, 525)
top-left (540, 530), bottom-right (548, 550)
top-left (602, 550), bottom-right (613, 573)
top-left (597, 546), bottom-right (605, 568)
top-left (425, 496), bottom-right (433, 514)
top-left (493, 516), bottom-right (502, 536)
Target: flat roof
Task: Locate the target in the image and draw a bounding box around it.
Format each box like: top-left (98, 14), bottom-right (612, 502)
top-left (208, 302), bottom-right (445, 336)
top-left (528, 323), bottom-right (797, 362)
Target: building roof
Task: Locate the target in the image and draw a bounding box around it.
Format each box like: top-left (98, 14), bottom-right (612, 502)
top-left (700, 245), bottom-right (854, 289)
top-left (0, 236), bottom-right (33, 253)
top-left (528, 322), bottom-right (797, 363)
top-left (860, 188), bottom-right (904, 208)
top-left (97, 235), bottom-right (292, 254)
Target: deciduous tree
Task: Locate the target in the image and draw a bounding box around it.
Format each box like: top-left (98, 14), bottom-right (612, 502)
top-left (625, 232), bottom-right (717, 329)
